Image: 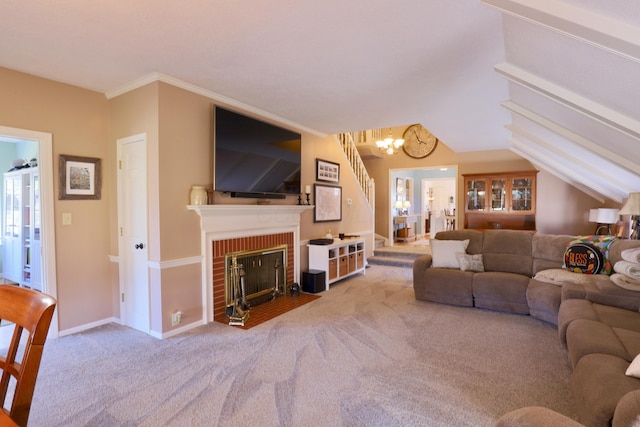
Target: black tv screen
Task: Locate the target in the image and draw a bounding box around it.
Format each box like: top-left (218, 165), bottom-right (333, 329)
top-left (214, 106), bottom-right (302, 197)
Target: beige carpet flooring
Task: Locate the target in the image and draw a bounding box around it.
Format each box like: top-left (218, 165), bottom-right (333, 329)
top-left (28, 265), bottom-right (575, 426)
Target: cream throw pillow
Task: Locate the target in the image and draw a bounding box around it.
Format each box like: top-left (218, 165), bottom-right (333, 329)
top-left (626, 353), bottom-right (640, 378)
top-left (430, 239), bottom-right (470, 269)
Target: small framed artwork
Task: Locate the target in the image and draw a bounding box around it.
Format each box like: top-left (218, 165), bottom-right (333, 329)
top-left (59, 154), bottom-right (102, 200)
top-left (316, 158), bottom-right (340, 184)
top-left (314, 184), bottom-right (342, 222)
top-left (396, 178), bottom-right (404, 195)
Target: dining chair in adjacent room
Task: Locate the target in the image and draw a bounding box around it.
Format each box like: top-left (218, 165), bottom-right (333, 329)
top-left (0, 285), bottom-right (56, 427)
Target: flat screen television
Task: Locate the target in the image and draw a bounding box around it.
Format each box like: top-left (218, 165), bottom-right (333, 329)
top-left (214, 106), bottom-right (302, 199)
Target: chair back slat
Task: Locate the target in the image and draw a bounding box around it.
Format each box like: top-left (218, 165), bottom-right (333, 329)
top-left (0, 285), bottom-right (56, 427)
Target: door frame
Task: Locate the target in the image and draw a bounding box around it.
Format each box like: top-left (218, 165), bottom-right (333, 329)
top-left (0, 125), bottom-right (58, 338)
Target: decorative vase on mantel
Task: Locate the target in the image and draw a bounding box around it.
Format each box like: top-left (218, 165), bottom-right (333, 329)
top-left (190, 186), bottom-right (208, 205)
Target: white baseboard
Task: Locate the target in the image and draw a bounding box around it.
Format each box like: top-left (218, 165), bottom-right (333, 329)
top-left (57, 317), bottom-right (122, 338)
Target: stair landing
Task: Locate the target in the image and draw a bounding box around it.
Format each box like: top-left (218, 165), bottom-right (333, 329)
top-left (368, 242), bottom-right (430, 268)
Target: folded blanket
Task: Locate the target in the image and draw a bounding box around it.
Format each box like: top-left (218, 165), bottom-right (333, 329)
top-left (611, 273), bottom-right (640, 292)
top-left (622, 248), bottom-right (640, 264)
top-left (614, 261), bottom-right (640, 280)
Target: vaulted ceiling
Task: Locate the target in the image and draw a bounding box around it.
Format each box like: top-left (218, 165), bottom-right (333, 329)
top-left (1, 1), bottom-right (638, 202)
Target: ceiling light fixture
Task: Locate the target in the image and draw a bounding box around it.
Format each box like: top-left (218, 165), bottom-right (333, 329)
top-left (375, 129), bottom-right (404, 155)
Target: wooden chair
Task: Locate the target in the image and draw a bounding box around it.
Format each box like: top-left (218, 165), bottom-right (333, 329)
top-left (0, 285), bottom-right (56, 427)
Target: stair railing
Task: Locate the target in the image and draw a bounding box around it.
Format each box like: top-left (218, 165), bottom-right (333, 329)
top-left (336, 132), bottom-right (375, 209)
top-left (336, 131), bottom-right (378, 251)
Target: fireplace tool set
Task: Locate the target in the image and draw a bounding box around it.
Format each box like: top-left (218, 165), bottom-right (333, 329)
top-left (227, 255), bottom-right (250, 326)
top-left (272, 258), bottom-right (284, 299)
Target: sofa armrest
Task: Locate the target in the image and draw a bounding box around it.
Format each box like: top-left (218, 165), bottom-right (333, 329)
top-left (413, 254), bottom-right (432, 271)
top-left (613, 389), bottom-right (640, 427)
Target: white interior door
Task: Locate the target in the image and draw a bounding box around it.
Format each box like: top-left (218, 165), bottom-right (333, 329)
top-left (117, 134), bottom-right (149, 334)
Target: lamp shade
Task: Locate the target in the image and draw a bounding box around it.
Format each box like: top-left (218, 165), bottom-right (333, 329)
top-left (589, 208), bottom-right (620, 224)
top-left (619, 193), bottom-right (640, 216)
top-left (394, 200), bottom-right (403, 209)
top-left (403, 200), bottom-right (411, 208)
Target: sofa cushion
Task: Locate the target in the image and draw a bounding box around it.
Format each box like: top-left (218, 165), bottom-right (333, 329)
top-left (558, 299), bottom-right (599, 343)
top-left (413, 267), bottom-right (474, 307)
top-left (571, 353), bottom-right (640, 427)
top-left (532, 234), bottom-right (574, 274)
top-left (482, 230), bottom-right (534, 276)
top-left (472, 272), bottom-right (530, 314)
top-left (566, 319), bottom-right (632, 368)
top-left (434, 230), bottom-right (483, 254)
top-left (430, 239), bottom-right (469, 268)
top-left (526, 279), bottom-right (562, 325)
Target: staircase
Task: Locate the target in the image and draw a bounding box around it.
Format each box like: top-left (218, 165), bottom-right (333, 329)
top-left (367, 245), bottom-right (429, 268)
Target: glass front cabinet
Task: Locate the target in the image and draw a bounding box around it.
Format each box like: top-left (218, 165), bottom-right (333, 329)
top-left (2, 167), bottom-right (41, 290)
top-left (463, 171), bottom-right (537, 230)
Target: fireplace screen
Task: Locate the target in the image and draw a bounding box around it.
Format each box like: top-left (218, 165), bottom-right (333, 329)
top-left (224, 244), bottom-right (287, 319)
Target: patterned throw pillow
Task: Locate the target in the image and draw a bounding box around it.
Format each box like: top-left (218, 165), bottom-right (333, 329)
top-left (563, 235), bottom-right (617, 275)
top-left (564, 243), bottom-right (603, 274)
top-left (456, 253), bottom-right (484, 272)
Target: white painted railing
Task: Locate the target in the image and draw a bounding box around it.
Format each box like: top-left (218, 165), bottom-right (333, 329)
top-left (336, 132), bottom-right (375, 209)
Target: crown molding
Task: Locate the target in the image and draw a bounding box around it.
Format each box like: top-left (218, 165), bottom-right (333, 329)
top-left (105, 73), bottom-right (327, 137)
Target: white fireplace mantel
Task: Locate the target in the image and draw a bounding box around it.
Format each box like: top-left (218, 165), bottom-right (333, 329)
top-left (188, 204), bottom-right (312, 237)
top-left (188, 204), bottom-right (313, 322)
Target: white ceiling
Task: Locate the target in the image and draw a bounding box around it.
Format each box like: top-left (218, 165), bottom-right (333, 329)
top-left (1, 0), bottom-right (638, 202)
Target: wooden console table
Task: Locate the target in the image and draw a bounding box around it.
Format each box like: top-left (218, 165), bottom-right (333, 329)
top-left (394, 215), bottom-right (418, 242)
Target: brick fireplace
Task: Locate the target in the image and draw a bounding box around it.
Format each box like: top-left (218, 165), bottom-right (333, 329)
top-left (188, 204), bottom-right (312, 324)
top-left (212, 233), bottom-right (294, 322)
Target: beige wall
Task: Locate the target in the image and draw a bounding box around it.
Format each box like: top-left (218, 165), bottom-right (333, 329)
top-left (0, 67), bottom-right (111, 331)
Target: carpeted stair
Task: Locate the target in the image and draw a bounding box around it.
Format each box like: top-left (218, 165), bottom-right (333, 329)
top-left (367, 246), bottom-right (427, 268)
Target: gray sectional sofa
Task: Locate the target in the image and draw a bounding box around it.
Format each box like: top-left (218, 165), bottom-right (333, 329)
top-left (412, 229), bottom-right (640, 426)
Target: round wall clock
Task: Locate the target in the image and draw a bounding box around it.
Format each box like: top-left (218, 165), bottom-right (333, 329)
top-left (402, 124), bottom-right (438, 159)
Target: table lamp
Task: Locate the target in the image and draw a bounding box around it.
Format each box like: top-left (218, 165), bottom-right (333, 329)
top-left (402, 200), bottom-right (411, 215)
top-left (619, 193), bottom-right (640, 239)
top-left (588, 208), bottom-right (619, 235)
top-left (394, 200), bottom-right (403, 215)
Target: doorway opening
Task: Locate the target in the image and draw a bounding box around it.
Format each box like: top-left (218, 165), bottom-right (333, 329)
top-left (0, 126), bottom-right (58, 345)
top-left (389, 166), bottom-right (457, 245)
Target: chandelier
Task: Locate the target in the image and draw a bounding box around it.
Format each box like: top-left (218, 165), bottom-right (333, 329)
top-left (376, 129), bottom-right (404, 155)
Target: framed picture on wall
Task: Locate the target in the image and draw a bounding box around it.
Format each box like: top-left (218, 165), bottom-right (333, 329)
top-left (314, 184), bottom-right (342, 222)
top-left (316, 158), bottom-right (340, 184)
top-left (58, 154), bottom-right (102, 200)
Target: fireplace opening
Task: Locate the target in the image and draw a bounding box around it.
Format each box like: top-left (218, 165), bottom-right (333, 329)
top-left (224, 244), bottom-right (287, 324)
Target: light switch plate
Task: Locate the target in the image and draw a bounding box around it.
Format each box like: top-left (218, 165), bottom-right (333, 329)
top-left (62, 212), bottom-right (72, 225)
